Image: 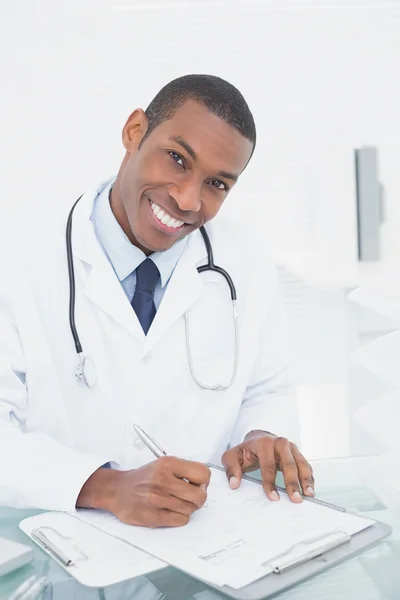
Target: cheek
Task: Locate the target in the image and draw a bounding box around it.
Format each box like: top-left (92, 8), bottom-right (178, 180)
top-left (138, 151), bottom-right (175, 186)
top-left (121, 157), bottom-right (141, 193)
top-left (202, 188), bottom-right (226, 220)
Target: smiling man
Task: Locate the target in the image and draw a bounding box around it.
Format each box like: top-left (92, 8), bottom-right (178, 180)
top-left (112, 97), bottom-right (250, 256)
top-left (0, 74), bottom-right (314, 527)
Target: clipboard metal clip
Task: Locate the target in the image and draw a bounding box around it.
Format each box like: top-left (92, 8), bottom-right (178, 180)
top-left (267, 530), bottom-right (351, 574)
top-left (31, 526), bottom-right (88, 567)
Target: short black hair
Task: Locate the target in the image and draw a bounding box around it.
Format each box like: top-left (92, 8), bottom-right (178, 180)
top-left (142, 74), bottom-right (256, 150)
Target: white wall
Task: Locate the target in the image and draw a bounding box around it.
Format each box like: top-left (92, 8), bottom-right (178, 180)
top-left (1, 0), bottom-right (399, 270)
top-left (1, 0), bottom-right (398, 459)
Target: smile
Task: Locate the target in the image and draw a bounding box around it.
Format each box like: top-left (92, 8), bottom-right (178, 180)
top-left (149, 201), bottom-right (185, 230)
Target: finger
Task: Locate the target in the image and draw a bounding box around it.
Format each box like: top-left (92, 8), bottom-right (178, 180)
top-left (152, 491), bottom-right (200, 517)
top-left (291, 445), bottom-right (315, 496)
top-left (158, 509), bottom-right (190, 528)
top-left (165, 478), bottom-right (208, 509)
top-left (257, 438), bottom-right (280, 501)
top-left (163, 457), bottom-right (211, 487)
top-left (221, 448), bottom-right (243, 489)
top-left (116, 505), bottom-right (189, 528)
top-left (143, 508), bottom-right (190, 528)
top-left (275, 438), bottom-right (302, 503)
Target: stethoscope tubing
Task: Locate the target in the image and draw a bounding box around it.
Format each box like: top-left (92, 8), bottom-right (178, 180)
top-left (66, 196), bottom-right (238, 390)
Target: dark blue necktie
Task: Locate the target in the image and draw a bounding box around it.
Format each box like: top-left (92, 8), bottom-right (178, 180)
top-left (131, 259), bottom-right (160, 334)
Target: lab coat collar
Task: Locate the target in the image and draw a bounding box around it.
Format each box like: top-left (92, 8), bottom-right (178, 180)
top-left (92, 178), bottom-right (187, 288)
top-left (143, 230), bottom-right (206, 352)
top-left (71, 185), bottom-right (207, 348)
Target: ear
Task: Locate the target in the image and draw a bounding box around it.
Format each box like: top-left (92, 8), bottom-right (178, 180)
top-left (122, 108), bottom-right (149, 152)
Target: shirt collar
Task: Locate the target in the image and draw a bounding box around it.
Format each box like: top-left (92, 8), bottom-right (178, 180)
top-left (91, 178), bottom-right (187, 288)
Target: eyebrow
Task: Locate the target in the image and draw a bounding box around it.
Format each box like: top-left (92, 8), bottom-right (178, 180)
top-left (169, 135), bottom-right (239, 183)
top-left (217, 170), bottom-right (238, 183)
top-left (170, 136), bottom-right (197, 160)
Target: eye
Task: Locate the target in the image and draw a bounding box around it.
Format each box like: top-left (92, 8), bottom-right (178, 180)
top-left (168, 151), bottom-right (184, 167)
top-left (208, 180), bottom-right (228, 191)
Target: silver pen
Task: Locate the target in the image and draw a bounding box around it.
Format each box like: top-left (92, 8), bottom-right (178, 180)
top-left (133, 424), bottom-right (167, 458)
top-left (133, 424), bottom-right (208, 506)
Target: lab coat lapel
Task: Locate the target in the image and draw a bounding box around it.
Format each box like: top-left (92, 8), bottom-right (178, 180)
top-left (144, 230), bottom-right (206, 352)
top-left (71, 189), bottom-right (145, 341)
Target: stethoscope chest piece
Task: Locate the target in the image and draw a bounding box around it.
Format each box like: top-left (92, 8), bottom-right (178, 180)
top-left (75, 354), bottom-right (97, 388)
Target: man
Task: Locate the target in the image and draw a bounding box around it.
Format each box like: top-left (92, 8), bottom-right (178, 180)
top-left (0, 74), bottom-right (314, 528)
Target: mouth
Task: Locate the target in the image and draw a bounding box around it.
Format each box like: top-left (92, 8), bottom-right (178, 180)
top-left (148, 199), bottom-right (187, 233)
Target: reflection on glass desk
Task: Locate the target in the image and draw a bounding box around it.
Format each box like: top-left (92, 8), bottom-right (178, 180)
top-left (1, 456), bottom-right (400, 600)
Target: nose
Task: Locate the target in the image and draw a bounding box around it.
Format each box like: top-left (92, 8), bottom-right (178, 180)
top-left (169, 177), bottom-right (202, 213)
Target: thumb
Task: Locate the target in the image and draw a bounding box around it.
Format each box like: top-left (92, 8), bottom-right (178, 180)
top-left (221, 449), bottom-right (243, 490)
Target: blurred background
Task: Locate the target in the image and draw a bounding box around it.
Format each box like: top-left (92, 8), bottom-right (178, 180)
top-left (1, 0), bottom-right (399, 460)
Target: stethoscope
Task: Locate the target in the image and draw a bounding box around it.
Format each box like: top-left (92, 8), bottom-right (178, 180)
top-left (66, 195), bottom-right (239, 391)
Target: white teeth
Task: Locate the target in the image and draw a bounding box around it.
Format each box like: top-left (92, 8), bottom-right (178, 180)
top-left (150, 201), bottom-right (184, 228)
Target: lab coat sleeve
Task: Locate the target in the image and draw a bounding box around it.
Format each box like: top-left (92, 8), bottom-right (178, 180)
top-left (0, 293), bottom-right (113, 511)
top-left (229, 254), bottom-right (300, 448)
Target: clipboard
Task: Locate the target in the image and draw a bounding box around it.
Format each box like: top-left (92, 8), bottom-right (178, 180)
top-left (203, 521), bottom-right (392, 599)
top-left (200, 466), bottom-right (392, 599)
top-left (19, 511), bottom-right (167, 588)
top-left (20, 470), bottom-right (392, 597)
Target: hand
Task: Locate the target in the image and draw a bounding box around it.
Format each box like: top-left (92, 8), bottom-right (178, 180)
top-left (221, 431), bottom-right (314, 503)
top-left (77, 456), bottom-right (211, 528)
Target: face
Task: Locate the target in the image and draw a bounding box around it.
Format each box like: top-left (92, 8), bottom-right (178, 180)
top-left (113, 100), bottom-right (254, 254)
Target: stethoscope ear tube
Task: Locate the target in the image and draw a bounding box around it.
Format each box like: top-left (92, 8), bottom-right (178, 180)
top-left (66, 196), bottom-right (84, 354)
top-left (198, 227), bottom-right (236, 301)
top-left (67, 197), bottom-right (97, 388)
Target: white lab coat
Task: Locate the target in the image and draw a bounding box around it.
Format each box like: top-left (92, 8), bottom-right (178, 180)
top-left (0, 182), bottom-right (296, 511)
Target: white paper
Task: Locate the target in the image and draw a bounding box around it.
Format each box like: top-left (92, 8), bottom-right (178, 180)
top-left (20, 511), bottom-right (166, 588)
top-left (75, 468), bottom-right (374, 590)
top-left (351, 330), bottom-right (400, 388)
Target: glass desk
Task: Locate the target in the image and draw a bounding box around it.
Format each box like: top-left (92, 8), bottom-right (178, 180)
top-left (1, 455), bottom-right (400, 600)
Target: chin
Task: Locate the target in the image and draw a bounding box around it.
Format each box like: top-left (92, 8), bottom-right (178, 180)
top-left (134, 231), bottom-right (176, 255)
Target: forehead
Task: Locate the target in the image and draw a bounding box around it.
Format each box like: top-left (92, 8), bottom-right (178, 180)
top-left (148, 100), bottom-right (253, 174)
